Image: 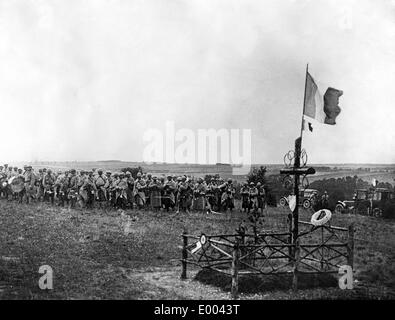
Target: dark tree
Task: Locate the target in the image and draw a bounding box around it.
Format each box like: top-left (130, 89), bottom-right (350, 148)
top-left (121, 166), bottom-right (143, 178)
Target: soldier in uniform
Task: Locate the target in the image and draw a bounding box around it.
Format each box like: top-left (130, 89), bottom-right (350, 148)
top-left (149, 176), bottom-right (162, 211)
top-left (0, 166), bottom-right (5, 198)
top-left (248, 182), bottom-right (258, 213)
top-left (216, 177), bottom-right (224, 211)
top-left (17, 168), bottom-right (24, 178)
top-left (109, 172), bottom-right (119, 208)
top-left (61, 170), bottom-right (71, 207)
top-left (163, 175), bottom-right (176, 212)
top-left (6, 166), bottom-right (13, 179)
top-left (219, 179), bottom-right (235, 212)
top-left (321, 191), bottom-right (329, 209)
top-left (133, 172), bottom-right (146, 210)
top-left (12, 167), bottom-right (18, 177)
top-left (13, 168), bottom-right (25, 203)
top-left (95, 169), bottom-right (107, 208)
top-left (176, 176), bottom-right (192, 214)
top-left (54, 170), bottom-right (64, 205)
top-left (54, 170), bottom-right (65, 206)
top-left (125, 171), bottom-right (135, 208)
top-left (23, 166), bottom-right (36, 204)
top-left (174, 176), bottom-right (182, 211)
top-left (104, 171), bottom-right (113, 206)
top-left (80, 171), bottom-right (96, 209)
top-left (257, 182), bottom-right (266, 214)
top-left (240, 182), bottom-right (250, 213)
top-left (36, 169), bottom-right (45, 201)
top-left (145, 173), bottom-right (152, 209)
top-left (43, 169), bottom-right (56, 204)
top-left (192, 177), bottom-right (207, 212)
top-left (67, 169), bottom-right (79, 209)
top-left (115, 172), bottom-right (128, 209)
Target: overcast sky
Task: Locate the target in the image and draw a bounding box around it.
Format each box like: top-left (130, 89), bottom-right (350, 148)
top-left (0, 0), bottom-right (394, 164)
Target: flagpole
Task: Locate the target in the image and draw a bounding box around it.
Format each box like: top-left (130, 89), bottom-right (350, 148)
top-left (299, 63), bottom-right (309, 145)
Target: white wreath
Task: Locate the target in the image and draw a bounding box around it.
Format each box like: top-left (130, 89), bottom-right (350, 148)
top-left (311, 209), bottom-right (332, 226)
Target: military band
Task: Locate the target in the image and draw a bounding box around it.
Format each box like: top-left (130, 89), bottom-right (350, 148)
top-left (0, 165), bottom-right (266, 213)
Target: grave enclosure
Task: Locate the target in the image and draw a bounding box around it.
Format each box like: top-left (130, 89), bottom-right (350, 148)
top-left (180, 138), bottom-right (355, 299)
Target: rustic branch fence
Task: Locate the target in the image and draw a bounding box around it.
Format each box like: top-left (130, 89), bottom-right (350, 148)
top-left (180, 221), bottom-right (354, 299)
top-left (180, 137), bottom-right (355, 299)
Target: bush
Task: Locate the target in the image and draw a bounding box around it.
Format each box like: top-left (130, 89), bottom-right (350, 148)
top-left (247, 166), bottom-right (267, 185)
top-left (120, 166), bottom-right (143, 178)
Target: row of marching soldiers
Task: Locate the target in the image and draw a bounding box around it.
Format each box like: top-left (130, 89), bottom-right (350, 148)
top-left (0, 164), bottom-right (266, 213)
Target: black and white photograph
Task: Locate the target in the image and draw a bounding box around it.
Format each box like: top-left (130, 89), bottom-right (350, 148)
top-left (0, 0), bottom-right (394, 306)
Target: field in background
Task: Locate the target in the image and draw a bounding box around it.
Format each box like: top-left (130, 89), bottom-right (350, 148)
top-left (0, 200), bottom-right (394, 299)
top-left (10, 161), bottom-right (395, 184)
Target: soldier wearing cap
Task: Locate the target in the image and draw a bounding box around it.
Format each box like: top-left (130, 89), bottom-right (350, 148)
top-left (219, 178), bottom-right (235, 212)
top-left (11, 167), bottom-right (18, 177)
top-left (81, 171), bottom-right (97, 209)
top-left (54, 170), bottom-right (64, 203)
top-left (6, 166), bottom-right (13, 179)
top-left (106, 172), bottom-right (117, 208)
top-left (95, 169), bottom-right (107, 207)
top-left (148, 176), bottom-right (162, 211)
top-left (0, 165), bottom-right (9, 198)
top-left (241, 182), bottom-right (250, 213)
top-left (125, 171), bottom-right (134, 208)
top-left (163, 175), bottom-right (176, 212)
top-left (43, 169), bottom-right (56, 204)
top-left (114, 172), bottom-right (128, 209)
top-left (192, 177), bottom-right (207, 212)
top-left (176, 176), bottom-right (192, 214)
top-left (36, 168), bottom-right (45, 201)
top-left (0, 166), bottom-right (4, 197)
top-left (67, 169), bottom-right (79, 208)
top-left (23, 166), bottom-right (36, 204)
top-left (17, 168), bottom-right (23, 178)
top-left (257, 182), bottom-right (266, 214)
top-left (206, 178), bottom-right (218, 212)
top-left (321, 191), bottom-right (329, 209)
top-left (248, 182), bottom-right (258, 213)
top-left (103, 171), bottom-right (113, 205)
top-left (145, 173), bottom-right (152, 209)
top-left (133, 172), bottom-right (146, 209)
top-left (59, 170), bottom-right (71, 207)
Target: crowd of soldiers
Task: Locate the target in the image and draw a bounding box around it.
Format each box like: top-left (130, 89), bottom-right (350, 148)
top-left (0, 164), bottom-right (266, 214)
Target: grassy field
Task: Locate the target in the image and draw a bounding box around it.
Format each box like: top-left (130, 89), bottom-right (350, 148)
top-left (0, 199), bottom-right (394, 300)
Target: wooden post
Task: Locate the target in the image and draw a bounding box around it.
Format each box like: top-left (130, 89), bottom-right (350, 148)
top-left (237, 227), bottom-right (246, 269)
top-left (320, 227), bottom-right (324, 270)
top-left (293, 138), bottom-right (301, 251)
top-left (253, 226), bottom-right (258, 267)
top-left (347, 224), bottom-right (354, 269)
top-left (292, 239), bottom-right (300, 291)
top-left (231, 240), bottom-right (240, 299)
top-left (288, 212), bottom-right (293, 262)
top-left (181, 231), bottom-right (188, 280)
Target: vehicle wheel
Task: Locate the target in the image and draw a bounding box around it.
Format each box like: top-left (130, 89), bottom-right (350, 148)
top-left (335, 204), bottom-right (344, 214)
top-left (373, 208), bottom-right (382, 218)
top-left (303, 199), bottom-right (311, 209)
top-left (279, 197), bottom-right (287, 207)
